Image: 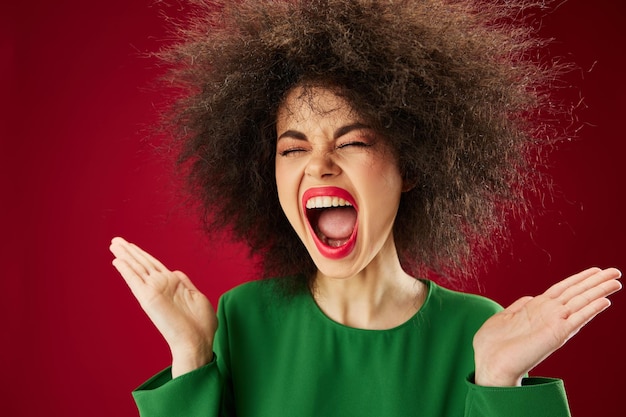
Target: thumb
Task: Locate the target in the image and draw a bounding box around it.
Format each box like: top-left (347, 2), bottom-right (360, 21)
top-left (173, 270), bottom-right (200, 292)
top-left (504, 295), bottom-right (534, 314)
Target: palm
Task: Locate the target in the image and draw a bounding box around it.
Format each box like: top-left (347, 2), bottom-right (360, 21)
top-left (473, 267), bottom-right (622, 386)
top-left (110, 237), bottom-right (217, 375)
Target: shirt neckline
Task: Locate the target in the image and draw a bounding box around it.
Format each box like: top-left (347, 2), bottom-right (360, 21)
top-left (304, 279), bottom-right (434, 333)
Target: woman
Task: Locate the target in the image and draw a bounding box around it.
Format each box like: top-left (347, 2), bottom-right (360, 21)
top-left (110, 1), bottom-right (621, 416)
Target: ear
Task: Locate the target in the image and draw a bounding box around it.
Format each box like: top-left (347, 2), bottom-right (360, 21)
top-left (401, 175), bottom-right (418, 193)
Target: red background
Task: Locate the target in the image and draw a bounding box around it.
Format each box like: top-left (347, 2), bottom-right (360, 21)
top-left (2, 1), bottom-right (624, 416)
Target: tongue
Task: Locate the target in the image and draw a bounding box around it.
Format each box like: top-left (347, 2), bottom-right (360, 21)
top-left (317, 207), bottom-right (357, 239)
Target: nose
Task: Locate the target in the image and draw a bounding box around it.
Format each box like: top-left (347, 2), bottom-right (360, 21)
top-left (304, 150), bottom-right (341, 179)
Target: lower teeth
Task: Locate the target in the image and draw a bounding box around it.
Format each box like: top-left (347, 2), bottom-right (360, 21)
top-left (328, 238), bottom-right (348, 247)
top-left (317, 231), bottom-right (348, 248)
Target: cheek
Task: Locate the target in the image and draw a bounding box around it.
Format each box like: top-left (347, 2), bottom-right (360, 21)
top-left (275, 164), bottom-right (301, 220)
top-left (362, 166), bottom-right (404, 218)
top-left (362, 158), bottom-right (404, 193)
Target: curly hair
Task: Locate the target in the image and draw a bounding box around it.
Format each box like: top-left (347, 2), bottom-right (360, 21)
top-left (154, 0), bottom-right (571, 288)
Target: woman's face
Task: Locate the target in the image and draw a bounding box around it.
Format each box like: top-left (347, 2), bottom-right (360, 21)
top-left (275, 86), bottom-right (405, 278)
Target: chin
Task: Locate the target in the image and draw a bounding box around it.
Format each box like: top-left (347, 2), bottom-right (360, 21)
top-left (310, 253), bottom-right (364, 280)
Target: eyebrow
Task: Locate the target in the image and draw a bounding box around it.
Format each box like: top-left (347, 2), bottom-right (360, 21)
top-left (277, 122), bottom-right (371, 141)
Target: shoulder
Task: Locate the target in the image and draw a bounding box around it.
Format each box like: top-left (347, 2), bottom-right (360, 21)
top-left (425, 280), bottom-right (503, 327)
top-left (218, 275), bottom-right (307, 314)
top-left (221, 279), bottom-right (267, 300)
top-left (430, 281), bottom-right (502, 310)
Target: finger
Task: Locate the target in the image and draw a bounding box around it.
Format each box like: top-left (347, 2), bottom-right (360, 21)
top-left (111, 236), bottom-right (129, 246)
top-left (126, 242), bottom-right (167, 273)
top-left (503, 295), bottom-right (534, 314)
top-left (110, 237), bottom-right (168, 276)
top-left (112, 257), bottom-right (147, 295)
top-left (110, 236), bottom-right (137, 256)
top-left (111, 236), bottom-right (127, 245)
top-left (110, 240), bottom-right (150, 277)
top-left (544, 267), bottom-right (602, 298)
top-left (563, 297), bottom-right (612, 333)
top-left (565, 276), bottom-right (622, 317)
top-left (558, 268), bottom-right (622, 303)
top-left (130, 243), bottom-right (169, 272)
top-left (173, 270), bottom-right (202, 293)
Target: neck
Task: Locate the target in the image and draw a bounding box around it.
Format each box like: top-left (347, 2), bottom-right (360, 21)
top-left (311, 239), bottom-right (426, 329)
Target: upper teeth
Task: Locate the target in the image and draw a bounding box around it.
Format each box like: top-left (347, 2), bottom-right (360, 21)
top-left (306, 196), bottom-right (353, 209)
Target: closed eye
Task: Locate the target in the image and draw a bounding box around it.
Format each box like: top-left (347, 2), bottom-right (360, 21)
top-left (278, 147), bottom-right (308, 157)
top-left (337, 141), bottom-right (371, 150)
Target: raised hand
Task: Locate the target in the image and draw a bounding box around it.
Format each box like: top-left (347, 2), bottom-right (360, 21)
top-left (109, 236), bottom-right (217, 377)
top-left (473, 267), bottom-right (622, 387)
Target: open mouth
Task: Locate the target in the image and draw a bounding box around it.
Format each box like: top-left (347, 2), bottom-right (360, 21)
top-left (302, 187), bottom-right (358, 259)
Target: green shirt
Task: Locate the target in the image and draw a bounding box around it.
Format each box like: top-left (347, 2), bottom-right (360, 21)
top-left (133, 278), bottom-right (571, 416)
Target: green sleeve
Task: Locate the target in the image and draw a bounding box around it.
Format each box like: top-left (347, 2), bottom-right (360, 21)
top-left (132, 361), bottom-right (223, 417)
top-left (465, 376), bottom-right (571, 417)
top-left (131, 294), bottom-right (234, 417)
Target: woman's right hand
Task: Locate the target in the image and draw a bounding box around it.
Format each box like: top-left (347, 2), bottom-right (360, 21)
top-left (109, 236), bottom-right (217, 378)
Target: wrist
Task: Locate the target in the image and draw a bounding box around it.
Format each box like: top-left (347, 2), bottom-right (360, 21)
top-left (474, 366), bottom-right (523, 387)
top-left (170, 344), bottom-right (214, 378)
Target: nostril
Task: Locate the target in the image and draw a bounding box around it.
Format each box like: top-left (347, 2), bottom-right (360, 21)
top-left (305, 155), bottom-right (340, 178)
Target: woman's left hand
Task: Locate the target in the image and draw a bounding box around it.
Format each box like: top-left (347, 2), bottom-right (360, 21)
top-left (473, 267), bottom-right (621, 387)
